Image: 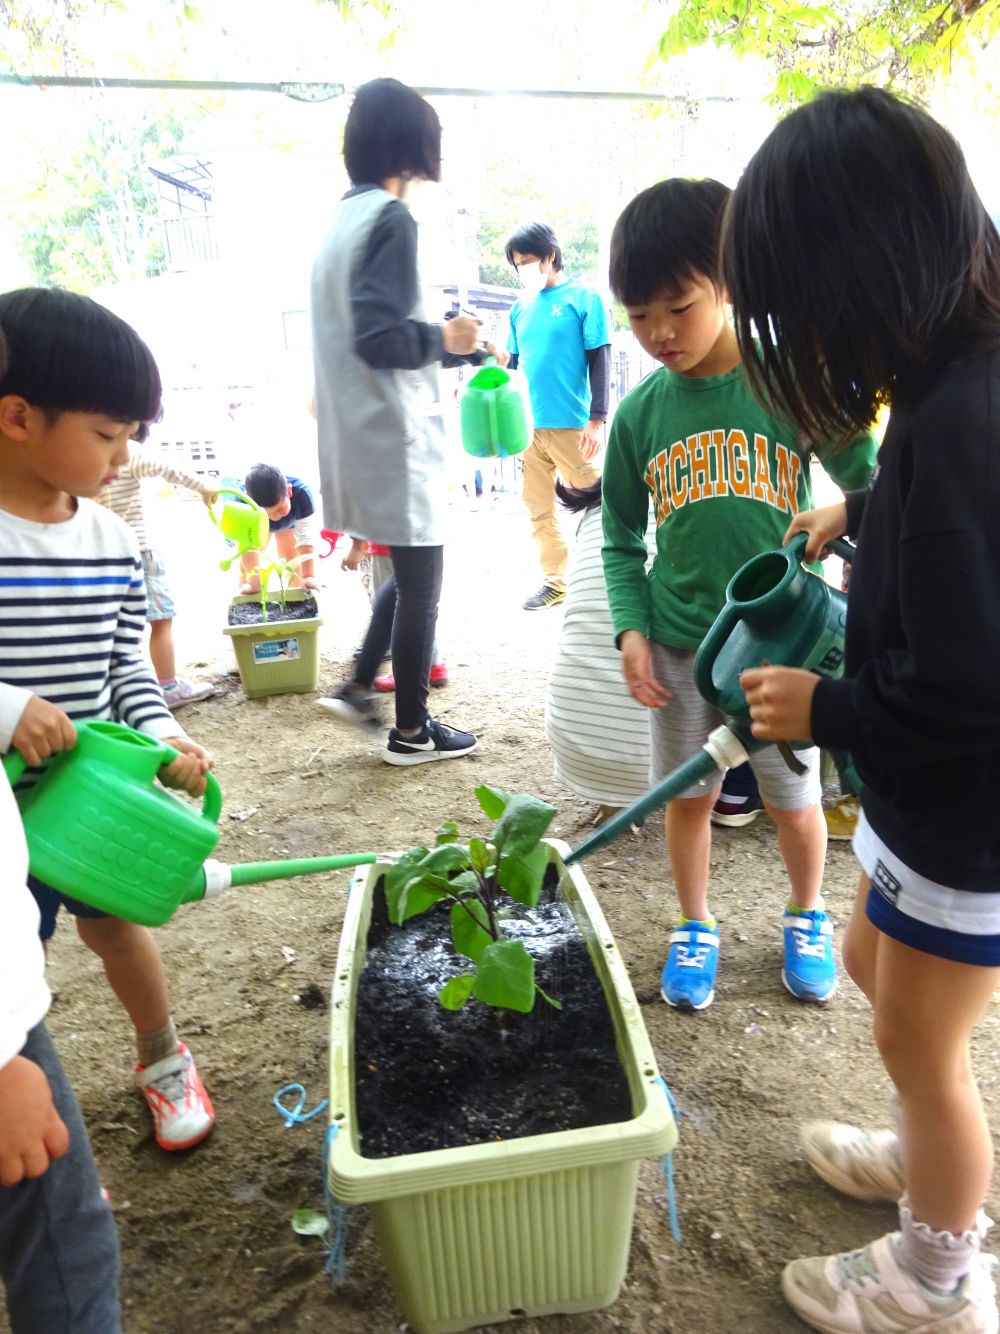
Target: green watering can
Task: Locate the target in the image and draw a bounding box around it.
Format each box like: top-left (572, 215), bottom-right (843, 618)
top-left (566, 533), bottom-right (856, 864)
top-left (208, 487), bottom-right (270, 572)
top-left (4, 720), bottom-right (377, 927)
top-left (460, 360), bottom-right (530, 459)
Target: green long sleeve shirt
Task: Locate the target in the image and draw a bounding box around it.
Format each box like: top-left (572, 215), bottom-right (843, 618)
top-left (601, 364), bottom-right (877, 651)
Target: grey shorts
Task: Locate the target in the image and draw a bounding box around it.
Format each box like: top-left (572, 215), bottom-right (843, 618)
top-left (649, 642), bottom-right (821, 810)
top-left (141, 548), bottom-right (175, 621)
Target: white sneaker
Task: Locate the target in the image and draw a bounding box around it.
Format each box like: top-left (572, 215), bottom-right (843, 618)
top-left (316, 685), bottom-right (380, 728)
top-left (161, 677), bottom-right (215, 710)
top-left (136, 1043), bottom-right (215, 1151)
top-left (782, 1232), bottom-right (999, 1333)
top-left (800, 1120), bottom-right (905, 1203)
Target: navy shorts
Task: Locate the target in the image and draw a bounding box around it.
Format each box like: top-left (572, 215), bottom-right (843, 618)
top-left (29, 874), bottom-right (108, 942)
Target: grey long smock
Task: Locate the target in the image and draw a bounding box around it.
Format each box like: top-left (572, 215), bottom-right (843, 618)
top-left (311, 184), bottom-right (456, 548)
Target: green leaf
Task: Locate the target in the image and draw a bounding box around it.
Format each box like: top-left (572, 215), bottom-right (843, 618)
top-left (384, 848), bottom-right (454, 923)
top-left (492, 794), bottom-right (556, 859)
top-left (497, 842), bottom-right (549, 908)
top-left (291, 1208), bottom-right (329, 1237)
top-left (418, 844), bottom-right (470, 877)
top-left (468, 836), bottom-right (492, 874)
top-left (450, 869), bottom-right (482, 895)
top-left (475, 783), bottom-right (509, 819)
top-left (439, 974), bottom-right (475, 1010)
top-left (472, 939), bottom-right (535, 1013)
top-left (435, 819), bottom-right (460, 845)
top-left (535, 983), bottom-right (563, 1011)
top-left (384, 848), bottom-right (428, 922)
top-left (450, 899), bottom-right (493, 962)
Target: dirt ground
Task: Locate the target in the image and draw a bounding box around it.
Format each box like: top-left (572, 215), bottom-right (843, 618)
top-left (13, 491), bottom-right (1000, 1334)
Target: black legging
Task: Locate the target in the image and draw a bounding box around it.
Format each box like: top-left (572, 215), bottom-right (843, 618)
top-left (353, 545), bottom-right (443, 730)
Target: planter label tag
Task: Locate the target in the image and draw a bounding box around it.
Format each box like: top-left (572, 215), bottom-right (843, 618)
top-left (253, 636), bottom-right (301, 663)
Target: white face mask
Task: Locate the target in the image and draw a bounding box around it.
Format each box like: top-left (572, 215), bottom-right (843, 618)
top-left (517, 261), bottom-right (549, 294)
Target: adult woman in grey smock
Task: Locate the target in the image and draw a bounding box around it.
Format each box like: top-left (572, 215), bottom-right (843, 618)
top-left (312, 79), bottom-right (483, 765)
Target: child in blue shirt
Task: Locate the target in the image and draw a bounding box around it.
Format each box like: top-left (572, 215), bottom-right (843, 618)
top-left (240, 463), bottom-right (318, 592)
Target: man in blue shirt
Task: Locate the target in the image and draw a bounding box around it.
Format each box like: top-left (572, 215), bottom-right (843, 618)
top-left (506, 221), bottom-right (611, 609)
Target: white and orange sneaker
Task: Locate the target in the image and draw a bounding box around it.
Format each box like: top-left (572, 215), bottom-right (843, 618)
top-left (136, 1043), bottom-right (215, 1151)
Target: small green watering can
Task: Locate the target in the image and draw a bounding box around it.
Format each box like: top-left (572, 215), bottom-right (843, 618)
top-left (4, 720), bottom-right (378, 926)
top-left (208, 487), bottom-right (270, 572)
top-left (566, 533), bottom-right (856, 864)
top-left (460, 360), bottom-right (530, 459)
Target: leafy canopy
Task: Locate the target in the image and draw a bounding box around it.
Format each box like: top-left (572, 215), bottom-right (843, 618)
top-left (651, 0), bottom-right (1000, 103)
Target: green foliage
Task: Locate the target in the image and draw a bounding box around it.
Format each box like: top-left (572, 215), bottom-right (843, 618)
top-left (252, 558), bottom-right (301, 621)
top-left (651, 0), bottom-right (1000, 103)
top-left (385, 789), bottom-right (562, 1015)
top-left (290, 1208), bottom-right (329, 1237)
top-left (14, 101), bottom-right (198, 292)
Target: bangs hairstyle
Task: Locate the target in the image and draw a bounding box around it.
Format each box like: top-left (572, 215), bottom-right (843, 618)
top-left (244, 462), bottom-right (287, 507)
top-left (0, 287), bottom-right (161, 440)
top-left (722, 86), bottom-right (1000, 442)
top-left (343, 78), bottom-right (442, 186)
top-left (504, 221), bottom-right (563, 271)
top-left (609, 178), bottom-right (731, 307)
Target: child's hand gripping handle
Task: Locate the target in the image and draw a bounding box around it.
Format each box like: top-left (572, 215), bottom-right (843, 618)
top-left (154, 738), bottom-right (223, 824)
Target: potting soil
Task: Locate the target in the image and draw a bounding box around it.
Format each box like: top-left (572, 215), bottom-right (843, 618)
top-left (353, 870), bottom-right (634, 1158)
top-left (227, 596), bottom-right (319, 626)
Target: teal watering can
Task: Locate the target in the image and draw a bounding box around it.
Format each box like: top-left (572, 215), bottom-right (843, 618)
top-left (460, 360), bottom-right (530, 459)
top-left (4, 720), bottom-right (377, 926)
top-left (566, 533), bottom-right (856, 863)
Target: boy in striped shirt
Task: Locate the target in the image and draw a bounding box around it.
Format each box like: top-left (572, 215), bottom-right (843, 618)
top-left (0, 288), bottom-right (215, 1151)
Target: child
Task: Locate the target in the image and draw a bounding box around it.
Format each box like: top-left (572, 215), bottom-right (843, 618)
top-left (1, 762), bottom-right (122, 1331)
top-left (546, 478), bottom-right (655, 820)
top-left (730, 88), bottom-right (1000, 1332)
top-left (98, 448), bottom-right (218, 710)
top-left (239, 463), bottom-right (318, 593)
top-left (0, 287), bottom-right (215, 1153)
top-left (601, 179), bottom-right (877, 1012)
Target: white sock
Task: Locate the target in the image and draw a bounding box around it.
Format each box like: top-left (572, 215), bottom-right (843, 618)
top-left (898, 1196), bottom-right (991, 1295)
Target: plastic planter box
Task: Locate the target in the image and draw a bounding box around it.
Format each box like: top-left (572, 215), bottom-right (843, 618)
top-left (223, 591), bottom-right (322, 699)
top-left (328, 839), bottom-right (677, 1334)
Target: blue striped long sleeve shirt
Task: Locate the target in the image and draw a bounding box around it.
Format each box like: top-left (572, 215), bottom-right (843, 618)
top-left (0, 500), bottom-right (180, 759)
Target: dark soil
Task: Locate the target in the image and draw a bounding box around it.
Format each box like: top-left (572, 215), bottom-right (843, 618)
top-left (353, 872), bottom-right (633, 1158)
top-left (227, 596), bottom-right (319, 626)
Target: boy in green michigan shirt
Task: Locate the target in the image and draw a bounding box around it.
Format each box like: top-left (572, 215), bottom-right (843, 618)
top-left (602, 179), bottom-right (876, 1011)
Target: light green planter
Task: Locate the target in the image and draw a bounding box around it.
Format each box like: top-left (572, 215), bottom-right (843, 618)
top-left (328, 839), bottom-right (677, 1334)
top-left (223, 591), bottom-right (322, 699)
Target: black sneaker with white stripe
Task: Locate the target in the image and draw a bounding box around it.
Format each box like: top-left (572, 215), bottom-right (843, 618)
top-left (383, 717), bottom-right (478, 766)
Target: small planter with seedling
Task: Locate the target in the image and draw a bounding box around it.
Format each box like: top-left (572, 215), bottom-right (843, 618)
top-left (223, 557), bottom-right (322, 698)
top-left (326, 785), bottom-right (677, 1334)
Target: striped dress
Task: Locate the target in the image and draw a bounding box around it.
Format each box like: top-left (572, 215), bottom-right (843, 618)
top-left (0, 501), bottom-right (180, 770)
top-left (544, 504), bottom-right (657, 805)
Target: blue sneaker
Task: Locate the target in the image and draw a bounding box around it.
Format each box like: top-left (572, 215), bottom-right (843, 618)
top-left (661, 922), bottom-right (720, 1010)
top-left (782, 907), bottom-right (836, 1002)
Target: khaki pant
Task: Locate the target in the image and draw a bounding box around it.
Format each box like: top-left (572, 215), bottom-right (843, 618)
top-left (521, 427), bottom-right (600, 590)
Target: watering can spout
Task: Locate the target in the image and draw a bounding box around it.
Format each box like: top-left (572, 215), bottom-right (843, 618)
top-left (189, 853), bottom-right (380, 903)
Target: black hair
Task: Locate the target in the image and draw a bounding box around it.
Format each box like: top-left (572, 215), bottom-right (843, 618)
top-left (722, 86), bottom-right (1000, 441)
top-left (504, 221), bottom-right (563, 271)
top-left (555, 477), bottom-right (601, 514)
top-left (245, 462), bottom-right (288, 507)
top-left (609, 178), bottom-right (731, 307)
top-left (343, 78), bottom-right (442, 186)
top-left (0, 287), bottom-right (161, 440)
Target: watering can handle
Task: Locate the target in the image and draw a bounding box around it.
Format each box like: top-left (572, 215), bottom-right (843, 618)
top-left (156, 740), bottom-right (224, 826)
top-left (2, 738), bottom-right (223, 827)
top-left (2, 748), bottom-right (26, 785)
top-left (786, 531), bottom-right (857, 565)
